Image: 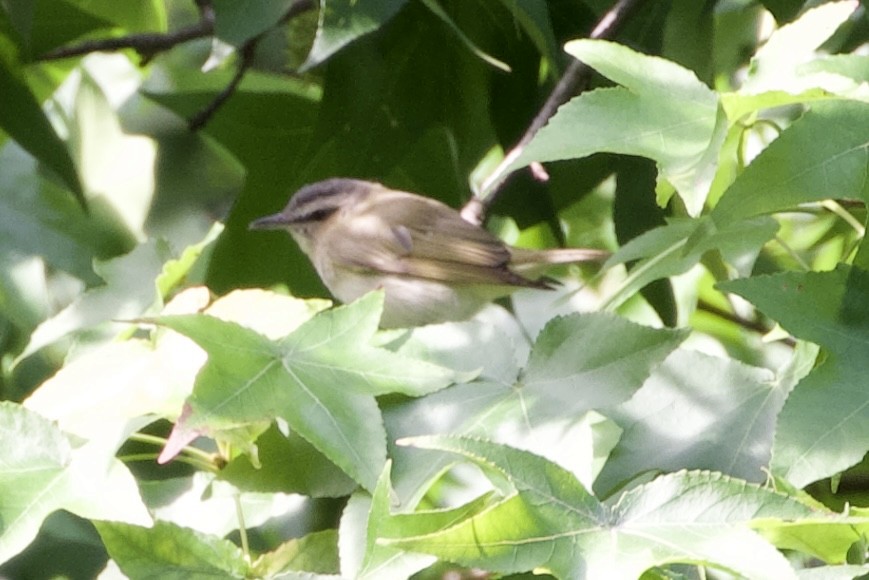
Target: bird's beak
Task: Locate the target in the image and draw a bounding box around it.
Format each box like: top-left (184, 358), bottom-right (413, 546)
top-left (249, 212), bottom-right (290, 230)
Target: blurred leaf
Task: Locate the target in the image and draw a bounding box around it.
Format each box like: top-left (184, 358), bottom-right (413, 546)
top-left (5, 0), bottom-right (109, 59)
top-left (95, 520), bottom-right (249, 580)
top-left (384, 437), bottom-right (815, 579)
top-left (19, 239), bottom-right (169, 360)
top-left (0, 12), bottom-right (84, 203)
top-left (755, 507), bottom-right (869, 565)
top-left (69, 71), bottom-right (157, 238)
top-left (759, 0), bottom-right (807, 23)
top-left (712, 101), bottom-right (869, 226)
top-left (0, 144), bottom-right (132, 284)
top-left (742, 1), bottom-right (860, 95)
top-left (799, 54), bottom-right (869, 83)
top-left (719, 265), bottom-right (869, 487)
top-left (158, 292), bottom-right (459, 491)
top-left (603, 216), bottom-right (778, 311)
top-left (301, 0), bottom-right (409, 70)
top-left (494, 0), bottom-right (559, 66)
top-left (508, 40), bottom-right (724, 216)
top-left (662, 0), bottom-right (713, 81)
top-left (61, 0), bottom-right (165, 35)
top-left (0, 402), bottom-right (150, 563)
top-left (419, 0), bottom-right (510, 72)
top-left (595, 344), bottom-right (817, 497)
top-left (147, 472), bottom-right (304, 538)
top-left (212, 0), bottom-right (296, 47)
top-left (385, 313), bottom-right (686, 503)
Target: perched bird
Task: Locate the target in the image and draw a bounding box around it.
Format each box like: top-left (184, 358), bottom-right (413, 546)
top-left (250, 178), bottom-right (608, 328)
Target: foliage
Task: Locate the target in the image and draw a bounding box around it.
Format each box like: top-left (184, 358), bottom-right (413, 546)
top-left (1, 0), bottom-right (869, 578)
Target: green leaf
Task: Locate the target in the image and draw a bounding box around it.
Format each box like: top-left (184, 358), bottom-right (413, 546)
top-left (0, 12), bottom-right (84, 203)
top-left (719, 265), bottom-right (869, 486)
top-left (507, 40), bottom-right (723, 216)
top-left (755, 508), bottom-right (869, 565)
top-left (0, 148), bottom-right (131, 285)
top-left (144, 471), bottom-right (307, 540)
top-left (220, 423), bottom-right (357, 497)
top-left (253, 529), bottom-right (341, 577)
top-left (384, 436), bottom-right (815, 579)
top-left (595, 345), bottom-right (817, 497)
top-left (742, 1), bottom-right (860, 95)
top-left (19, 239), bottom-right (169, 360)
top-left (338, 466), bottom-right (438, 579)
top-left (712, 100), bottom-right (869, 226)
top-left (0, 402), bottom-right (150, 563)
top-left (211, 0), bottom-right (296, 46)
top-left (385, 312), bottom-right (686, 503)
top-left (95, 520), bottom-right (249, 580)
top-left (158, 292), bottom-right (459, 491)
top-left (23, 339), bottom-right (193, 444)
top-left (603, 216), bottom-right (778, 311)
top-left (419, 0), bottom-right (510, 72)
top-left (301, 0), bottom-right (410, 70)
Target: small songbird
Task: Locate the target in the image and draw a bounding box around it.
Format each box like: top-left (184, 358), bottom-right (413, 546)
top-left (250, 178), bottom-right (608, 328)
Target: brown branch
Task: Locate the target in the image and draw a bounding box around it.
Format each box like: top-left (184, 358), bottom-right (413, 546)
top-left (697, 300), bottom-right (797, 347)
top-left (41, 1), bottom-right (216, 62)
top-left (461, 0), bottom-right (646, 224)
top-left (188, 39), bottom-right (257, 131)
top-left (186, 0), bottom-right (316, 130)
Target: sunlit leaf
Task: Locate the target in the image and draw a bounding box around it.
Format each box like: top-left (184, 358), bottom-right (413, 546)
top-left (596, 344), bottom-right (817, 496)
top-left (158, 292), bottom-right (459, 491)
top-left (95, 520), bottom-right (249, 580)
top-left (0, 402), bottom-right (150, 563)
top-left (385, 312), bottom-right (686, 503)
top-left (0, 12), bottom-right (84, 202)
top-left (507, 40), bottom-right (724, 216)
top-left (384, 437), bottom-right (816, 579)
top-left (719, 265), bottom-right (869, 487)
top-left (712, 100), bottom-right (869, 226)
top-left (741, 1), bottom-right (860, 95)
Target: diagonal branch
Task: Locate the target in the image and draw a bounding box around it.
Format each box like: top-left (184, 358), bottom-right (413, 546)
top-left (461, 0), bottom-right (646, 224)
top-left (41, 1), bottom-right (216, 63)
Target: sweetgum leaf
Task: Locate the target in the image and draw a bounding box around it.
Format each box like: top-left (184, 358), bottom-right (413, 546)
top-left (385, 312), bottom-right (686, 503)
top-left (719, 265), bottom-right (869, 486)
top-left (712, 100), bottom-right (869, 226)
top-left (385, 436), bottom-right (816, 580)
top-left (596, 345), bottom-right (817, 497)
top-left (95, 520), bottom-right (249, 580)
top-left (158, 292), bottom-right (459, 492)
top-left (508, 40), bottom-right (724, 216)
top-left (0, 402), bottom-right (150, 563)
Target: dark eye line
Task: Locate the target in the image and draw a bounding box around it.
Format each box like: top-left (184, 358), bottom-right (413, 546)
top-left (293, 207), bottom-right (337, 223)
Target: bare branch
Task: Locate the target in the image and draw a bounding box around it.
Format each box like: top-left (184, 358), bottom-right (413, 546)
top-left (461, 0), bottom-right (646, 224)
top-left (186, 0), bottom-right (317, 130)
top-left (40, 4), bottom-right (215, 62)
top-left (188, 40), bottom-right (257, 131)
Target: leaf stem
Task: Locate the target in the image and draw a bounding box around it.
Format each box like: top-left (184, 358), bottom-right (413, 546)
top-left (234, 493), bottom-right (251, 561)
top-left (127, 432), bottom-right (220, 468)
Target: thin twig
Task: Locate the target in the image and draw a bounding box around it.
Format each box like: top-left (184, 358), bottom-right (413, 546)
top-left (41, 1), bottom-right (216, 62)
top-left (697, 299), bottom-right (796, 347)
top-left (461, 0), bottom-right (646, 224)
top-left (188, 0), bottom-right (316, 130)
top-left (188, 39), bottom-right (258, 130)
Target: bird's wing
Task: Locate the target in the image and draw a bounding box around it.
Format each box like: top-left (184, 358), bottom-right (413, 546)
top-left (323, 191), bottom-right (545, 288)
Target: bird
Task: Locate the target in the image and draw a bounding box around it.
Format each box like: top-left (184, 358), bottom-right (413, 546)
top-left (250, 178), bottom-right (608, 328)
